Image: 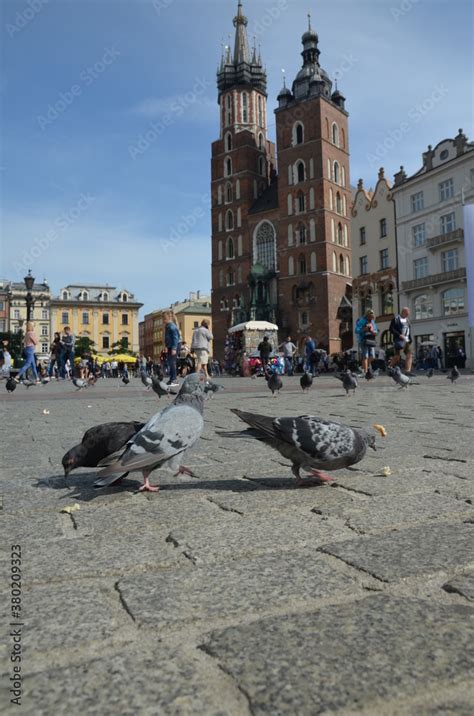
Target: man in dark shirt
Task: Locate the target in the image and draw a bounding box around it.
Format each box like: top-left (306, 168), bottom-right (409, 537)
top-left (257, 336), bottom-right (272, 370)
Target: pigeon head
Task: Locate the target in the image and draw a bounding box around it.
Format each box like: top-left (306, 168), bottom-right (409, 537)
top-left (177, 372), bottom-right (207, 396)
top-left (62, 445), bottom-right (84, 475)
top-left (204, 380), bottom-right (223, 395)
top-left (363, 431), bottom-right (377, 451)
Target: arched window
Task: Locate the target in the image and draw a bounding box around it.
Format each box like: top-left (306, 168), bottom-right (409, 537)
top-left (237, 207), bottom-right (241, 227)
top-left (258, 133), bottom-right (264, 150)
top-left (339, 254), bottom-right (344, 274)
top-left (310, 219), bottom-right (316, 242)
top-left (329, 188), bottom-right (333, 210)
top-left (332, 252), bottom-right (337, 272)
top-left (218, 240), bottom-right (223, 261)
top-left (227, 237), bottom-right (234, 259)
top-left (288, 224), bottom-right (293, 246)
top-left (336, 192), bottom-right (342, 214)
top-left (217, 186), bottom-right (222, 205)
top-left (341, 127), bottom-right (346, 149)
top-left (236, 179), bottom-right (241, 199)
top-left (337, 223), bottom-right (343, 245)
top-left (237, 265), bottom-right (243, 283)
top-left (344, 224), bottom-right (348, 247)
top-left (288, 256), bottom-right (295, 275)
top-left (310, 252), bottom-right (317, 272)
top-left (297, 192), bottom-right (305, 213)
top-left (254, 221), bottom-right (276, 270)
top-left (332, 122), bottom-right (339, 146)
top-left (331, 218), bottom-right (335, 242)
top-left (287, 194), bottom-right (293, 215)
top-left (237, 235), bottom-right (243, 256)
top-left (293, 122), bottom-right (304, 145)
top-left (301, 311), bottom-right (308, 326)
top-left (298, 223), bottom-right (306, 244)
top-left (225, 157), bottom-right (232, 177)
top-left (225, 95), bottom-right (232, 126)
top-left (258, 95), bottom-right (263, 126)
top-left (226, 269), bottom-right (235, 286)
top-left (299, 254), bottom-right (307, 275)
top-left (325, 117), bottom-right (330, 138)
top-left (242, 92), bottom-right (248, 123)
top-left (334, 161), bottom-right (340, 184)
top-left (414, 294), bottom-right (433, 320)
top-left (344, 256), bottom-right (350, 276)
top-left (226, 182), bottom-right (233, 203)
top-left (62, 290), bottom-right (69, 300)
top-left (225, 132), bottom-right (232, 152)
top-left (102, 292), bottom-right (109, 302)
top-left (296, 161), bottom-right (305, 183)
top-left (121, 293), bottom-right (128, 302)
top-left (309, 188), bottom-right (315, 210)
top-left (342, 166), bottom-right (346, 187)
top-left (233, 294), bottom-right (240, 308)
top-left (258, 156), bottom-right (265, 176)
top-left (226, 210), bottom-right (234, 230)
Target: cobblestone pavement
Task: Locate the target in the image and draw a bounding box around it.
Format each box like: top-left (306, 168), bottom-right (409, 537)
top-left (1, 373), bottom-right (474, 715)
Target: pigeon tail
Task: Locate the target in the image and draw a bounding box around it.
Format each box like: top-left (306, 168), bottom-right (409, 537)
top-left (230, 409), bottom-right (279, 440)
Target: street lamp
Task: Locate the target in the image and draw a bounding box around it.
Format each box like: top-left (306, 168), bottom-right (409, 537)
top-left (24, 270), bottom-right (35, 322)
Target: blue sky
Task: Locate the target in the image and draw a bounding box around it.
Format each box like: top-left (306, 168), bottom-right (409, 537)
top-left (1, 0), bottom-right (472, 316)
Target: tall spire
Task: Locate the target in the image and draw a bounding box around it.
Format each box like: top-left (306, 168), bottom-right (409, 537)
top-left (233, 1), bottom-right (250, 65)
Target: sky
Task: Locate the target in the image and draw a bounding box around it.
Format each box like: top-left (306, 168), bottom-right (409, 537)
top-left (1, 0), bottom-right (473, 316)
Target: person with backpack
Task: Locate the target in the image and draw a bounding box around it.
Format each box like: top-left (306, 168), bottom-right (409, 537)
top-left (164, 311), bottom-right (180, 387)
top-left (191, 320), bottom-right (213, 376)
top-left (257, 335), bottom-right (272, 371)
top-left (388, 307), bottom-right (413, 374)
top-left (355, 309), bottom-right (378, 374)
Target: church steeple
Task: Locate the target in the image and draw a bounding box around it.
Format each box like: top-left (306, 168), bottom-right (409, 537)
top-left (217, 1), bottom-right (267, 99)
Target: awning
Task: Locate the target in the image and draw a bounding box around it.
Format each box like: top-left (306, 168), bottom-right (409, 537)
top-left (228, 320), bottom-right (279, 334)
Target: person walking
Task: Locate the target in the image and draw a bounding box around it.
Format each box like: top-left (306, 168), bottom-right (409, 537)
top-left (15, 321), bottom-right (40, 383)
top-left (191, 320), bottom-right (213, 376)
top-left (164, 312), bottom-right (180, 387)
top-left (257, 335), bottom-right (272, 371)
top-left (0, 340), bottom-right (12, 379)
top-left (48, 332), bottom-right (63, 379)
top-left (355, 309), bottom-right (378, 374)
top-left (388, 307), bottom-right (413, 374)
top-left (279, 336), bottom-right (296, 376)
top-left (60, 326), bottom-right (75, 379)
top-left (304, 336), bottom-right (316, 375)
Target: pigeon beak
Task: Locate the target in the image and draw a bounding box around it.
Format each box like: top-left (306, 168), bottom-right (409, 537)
top-left (370, 444), bottom-right (377, 452)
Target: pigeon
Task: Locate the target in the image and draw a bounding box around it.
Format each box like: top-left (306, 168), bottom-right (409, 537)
top-left (427, 368), bottom-right (434, 378)
top-left (227, 409), bottom-right (376, 486)
top-left (95, 373), bottom-right (213, 492)
top-left (73, 378), bottom-right (87, 390)
top-left (300, 371), bottom-right (313, 393)
top-left (122, 375), bottom-right (130, 385)
top-left (62, 421), bottom-right (145, 477)
top-left (140, 369), bottom-right (152, 389)
top-left (265, 369), bottom-right (283, 396)
top-left (387, 366), bottom-right (416, 388)
top-left (365, 367), bottom-right (378, 381)
top-left (6, 378), bottom-right (16, 393)
top-left (151, 375), bottom-right (176, 398)
top-left (88, 375), bottom-right (97, 386)
top-left (448, 366), bottom-right (460, 384)
top-left (336, 370), bottom-right (357, 396)
top-left (23, 379), bottom-right (37, 388)
top-left (204, 379), bottom-right (223, 396)
top-left (42, 377), bottom-right (51, 384)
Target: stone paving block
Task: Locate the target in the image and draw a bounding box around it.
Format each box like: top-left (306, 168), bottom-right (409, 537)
top-left (202, 595), bottom-right (474, 716)
top-left (321, 522), bottom-right (474, 582)
top-left (167, 512), bottom-right (348, 564)
top-left (208, 485), bottom-right (360, 515)
top-left (118, 551), bottom-right (361, 630)
top-left (2, 645), bottom-right (239, 716)
top-left (0, 510), bottom-right (64, 542)
top-left (443, 571), bottom-right (474, 601)
top-left (334, 468), bottom-right (472, 498)
top-left (314, 493), bottom-right (473, 534)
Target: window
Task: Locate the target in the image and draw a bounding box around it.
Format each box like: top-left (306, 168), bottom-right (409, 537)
top-left (61, 312), bottom-right (69, 324)
top-left (412, 223), bottom-right (426, 247)
top-left (380, 218), bottom-right (387, 238)
top-left (102, 313), bottom-right (110, 325)
top-left (339, 254), bottom-right (344, 274)
top-left (441, 249), bottom-right (458, 272)
top-left (440, 212), bottom-right (456, 234)
top-left (332, 122), bottom-right (339, 146)
top-left (225, 95), bottom-right (232, 126)
top-left (333, 161), bottom-right (340, 184)
top-left (62, 291), bottom-right (69, 300)
top-left (254, 221), bottom-right (276, 270)
top-left (226, 269), bottom-right (235, 286)
top-left (300, 311), bottom-right (308, 327)
top-left (83, 312), bottom-right (89, 324)
top-left (296, 161), bottom-right (305, 183)
top-left (310, 252), bottom-right (317, 272)
top-left (288, 256), bottom-right (294, 275)
top-left (14, 309), bottom-right (20, 319)
top-left (298, 224), bottom-right (306, 244)
top-left (121, 293), bottom-right (128, 302)
top-left (360, 227), bottom-right (366, 245)
top-left (193, 321), bottom-right (199, 329)
top-left (102, 292), bottom-right (109, 301)
top-left (414, 294), bottom-right (433, 320)
top-left (297, 192), bottom-right (305, 213)
top-left (442, 287), bottom-right (465, 315)
top-left (413, 257), bottom-right (428, 279)
top-left (81, 291), bottom-right (89, 301)
top-left (242, 92), bottom-right (248, 123)
top-left (258, 157), bottom-right (265, 176)
top-left (41, 342), bottom-right (48, 354)
top-left (236, 179), bottom-right (240, 199)
top-left (337, 223), bottom-right (343, 245)
top-left (380, 249), bottom-right (389, 270)
top-left (122, 314), bottom-right (129, 325)
top-left (41, 309), bottom-right (48, 320)
top-left (225, 157), bottom-right (232, 177)
top-left (225, 132), bottom-right (232, 151)
top-left (299, 255), bottom-right (306, 274)
top-left (226, 183), bottom-right (233, 203)
top-left (294, 122), bottom-right (304, 145)
top-left (360, 256), bottom-right (368, 275)
top-left (411, 191), bottom-right (424, 212)
top-left (41, 325), bottom-right (48, 336)
top-left (336, 192), bottom-right (342, 214)
top-left (102, 336), bottom-right (110, 349)
top-left (258, 133), bottom-right (263, 150)
top-left (227, 237), bottom-right (234, 259)
top-left (381, 288), bottom-right (394, 315)
top-left (226, 210), bottom-right (234, 230)
top-left (258, 96), bottom-right (263, 126)
top-left (439, 178), bottom-right (454, 201)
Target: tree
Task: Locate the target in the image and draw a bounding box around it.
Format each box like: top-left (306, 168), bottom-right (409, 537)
top-left (75, 336), bottom-right (96, 356)
top-left (108, 338), bottom-right (134, 356)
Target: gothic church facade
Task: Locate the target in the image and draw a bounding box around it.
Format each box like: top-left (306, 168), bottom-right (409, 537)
top-left (211, 2), bottom-right (353, 356)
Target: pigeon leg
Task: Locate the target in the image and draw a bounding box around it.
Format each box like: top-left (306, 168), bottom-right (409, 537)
top-left (309, 469), bottom-right (334, 483)
top-left (137, 471), bottom-right (160, 493)
top-left (292, 464), bottom-right (327, 488)
top-left (174, 465), bottom-right (196, 477)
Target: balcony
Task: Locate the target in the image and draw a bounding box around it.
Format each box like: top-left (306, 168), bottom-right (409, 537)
top-left (401, 267), bottom-right (466, 292)
top-left (426, 228), bottom-right (464, 251)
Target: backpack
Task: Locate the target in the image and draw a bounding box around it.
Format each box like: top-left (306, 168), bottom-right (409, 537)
top-left (355, 317), bottom-right (366, 337)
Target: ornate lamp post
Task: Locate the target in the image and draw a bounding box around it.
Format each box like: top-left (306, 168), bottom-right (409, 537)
top-left (24, 270), bottom-right (35, 322)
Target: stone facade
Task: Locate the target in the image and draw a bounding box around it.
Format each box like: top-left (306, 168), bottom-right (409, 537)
top-left (211, 3), bottom-right (352, 358)
top-left (1, 277), bottom-right (52, 359)
top-left (392, 130), bottom-right (474, 368)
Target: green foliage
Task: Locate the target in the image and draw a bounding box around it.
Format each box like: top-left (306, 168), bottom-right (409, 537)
top-left (75, 336), bottom-right (96, 357)
top-left (108, 338), bottom-right (134, 355)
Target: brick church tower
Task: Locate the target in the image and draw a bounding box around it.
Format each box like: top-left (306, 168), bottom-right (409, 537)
top-left (211, 4), bottom-right (352, 357)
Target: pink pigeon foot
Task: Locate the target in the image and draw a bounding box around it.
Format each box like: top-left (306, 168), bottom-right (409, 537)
top-left (309, 469), bottom-right (334, 483)
top-left (175, 465), bottom-right (196, 477)
top-left (137, 475), bottom-right (160, 493)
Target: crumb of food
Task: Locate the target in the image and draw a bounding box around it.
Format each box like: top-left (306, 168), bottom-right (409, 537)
top-left (382, 466), bottom-right (392, 477)
top-left (373, 423), bottom-right (387, 438)
top-left (60, 504), bottom-right (81, 514)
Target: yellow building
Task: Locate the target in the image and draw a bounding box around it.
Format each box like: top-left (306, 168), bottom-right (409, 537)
top-left (51, 284), bottom-right (143, 356)
top-left (175, 304), bottom-right (212, 350)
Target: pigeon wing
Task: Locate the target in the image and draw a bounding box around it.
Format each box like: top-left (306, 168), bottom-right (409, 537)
top-left (274, 416), bottom-right (356, 461)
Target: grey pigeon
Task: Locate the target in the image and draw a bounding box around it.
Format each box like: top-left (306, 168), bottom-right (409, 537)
top-left (300, 371), bottom-right (313, 393)
top-left (62, 421), bottom-right (145, 477)
top-left (73, 378), bottom-right (87, 390)
top-left (365, 367), bottom-right (378, 381)
top-left (387, 366), bottom-right (412, 388)
top-left (6, 378), bottom-right (16, 393)
top-left (448, 366), bottom-right (460, 383)
top-left (140, 369), bottom-right (152, 389)
top-left (336, 369), bottom-right (357, 396)
top-left (95, 373), bottom-right (213, 492)
top-left (42, 377), bottom-right (51, 384)
top-left (23, 379), bottom-right (37, 388)
top-left (122, 375), bottom-right (130, 385)
top-left (266, 369), bottom-right (283, 396)
top-left (427, 368), bottom-right (434, 378)
top-left (151, 375), bottom-right (176, 398)
top-left (227, 409), bottom-right (376, 486)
